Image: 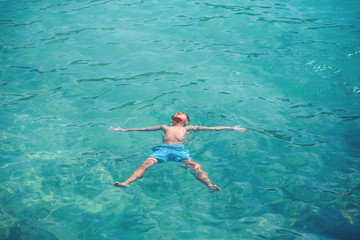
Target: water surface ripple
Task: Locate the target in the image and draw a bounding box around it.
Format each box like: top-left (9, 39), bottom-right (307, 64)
top-left (1, 0), bottom-right (359, 239)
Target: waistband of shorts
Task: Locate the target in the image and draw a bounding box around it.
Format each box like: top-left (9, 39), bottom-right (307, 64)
top-left (155, 144), bottom-right (185, 149)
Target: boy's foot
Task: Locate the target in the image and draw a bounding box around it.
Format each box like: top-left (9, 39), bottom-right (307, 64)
top-left (114, 182), bottom-right (130, 188)
top-left (209, 185), bottom-right (221, 191)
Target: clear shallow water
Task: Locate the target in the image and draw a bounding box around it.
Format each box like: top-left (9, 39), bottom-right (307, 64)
top-left (0, 0), bottom-right (359, 239)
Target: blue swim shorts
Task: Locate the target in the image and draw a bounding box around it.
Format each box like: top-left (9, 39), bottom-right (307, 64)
top-left (149, 145), bottom-right (191, 163)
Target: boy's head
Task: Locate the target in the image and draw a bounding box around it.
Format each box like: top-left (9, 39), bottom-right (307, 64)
top-left (171, 112), bottom-right (190, 125)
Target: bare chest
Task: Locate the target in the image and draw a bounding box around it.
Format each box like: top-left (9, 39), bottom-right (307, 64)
top-left (164, 127), bottom-right (187, 140)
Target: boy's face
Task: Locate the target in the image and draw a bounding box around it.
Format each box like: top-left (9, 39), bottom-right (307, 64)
top-left (172, 112), bottom-right (189, 125)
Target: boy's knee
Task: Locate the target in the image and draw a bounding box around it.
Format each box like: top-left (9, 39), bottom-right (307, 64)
top-left (189, 163), bottom-right (202, 172)
top-left (141, 163), bottom-right (153, 168)
top-left (195, 164), bottom-right (202, 171)
top-left (141, 158), bottom-right (157, 167)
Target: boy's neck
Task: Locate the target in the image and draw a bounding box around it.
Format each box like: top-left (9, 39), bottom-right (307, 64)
top-left (172, 123), bottom-right (185, 127)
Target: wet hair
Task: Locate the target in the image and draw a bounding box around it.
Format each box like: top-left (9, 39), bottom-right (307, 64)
top-left (184, 113), bottom-right (190, 123)
top-left (171, 112), bottom-right (190, 123)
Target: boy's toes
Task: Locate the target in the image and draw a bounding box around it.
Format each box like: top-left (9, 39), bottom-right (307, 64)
top-left (114, 182), bottom-right (130, 188)
top-left (209, 185), bottom-right (221, 191)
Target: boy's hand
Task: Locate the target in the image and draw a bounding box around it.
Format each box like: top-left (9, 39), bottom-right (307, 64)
top-left (233, 125), bottom-right (247, 132)
top-left (108, 126), bottom-right (125, 132)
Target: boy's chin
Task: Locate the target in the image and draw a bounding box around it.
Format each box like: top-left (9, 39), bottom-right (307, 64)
top-left (172, 118), bottom-right (182, 123)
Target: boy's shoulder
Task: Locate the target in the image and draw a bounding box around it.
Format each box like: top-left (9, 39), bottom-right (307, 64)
top-left (185, 125), bottom-right (198, 131)
top-left (160, 124), bottom-right (168, 129)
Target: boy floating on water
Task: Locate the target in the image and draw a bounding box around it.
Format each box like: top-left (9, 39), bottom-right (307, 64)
top-left (109, 112), bottom-right (247, 191)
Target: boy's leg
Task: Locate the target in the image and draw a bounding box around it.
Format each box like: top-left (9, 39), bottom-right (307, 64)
top-left (182, 159), bottom-right (221, 191)
top-left (114, 157), bottom-right (158, 188)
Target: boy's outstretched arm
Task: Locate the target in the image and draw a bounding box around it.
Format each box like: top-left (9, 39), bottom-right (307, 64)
top-left (108, 125), bottom-right (167, 132)
top-left (189, 125), bottom-right (247, 132)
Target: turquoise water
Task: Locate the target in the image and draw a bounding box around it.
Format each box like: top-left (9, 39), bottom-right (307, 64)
top-left (1, 0), bottom-right (360, 239)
